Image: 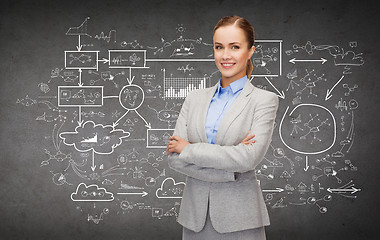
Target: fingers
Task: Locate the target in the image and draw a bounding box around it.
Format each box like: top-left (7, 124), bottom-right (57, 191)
top-left (243, 134), bottom-right (255, 141)
top-left (242, 139), bottom-right (256, 145)
top-left (166, 146), bottom-right (173, 156)
top-left (169, 135), bottom-right (179, 141)
top-left (241, 131), bottom-right (255, 145)
top-left (166, 141), bottom-right (172, 156)
top-left (247, 134), bottom-right (255, 139)
top-left (244, 131), bottom-right (250, 138)
top-left (166, 141), bottom-right (177, 156)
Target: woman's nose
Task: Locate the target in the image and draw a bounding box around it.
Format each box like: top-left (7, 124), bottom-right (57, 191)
top-left (222, 49), bottom-right (231, 59)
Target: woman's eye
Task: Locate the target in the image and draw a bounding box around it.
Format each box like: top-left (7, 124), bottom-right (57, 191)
top-left (215, 46), bottom-right (222, 49)
top-left (232, 45), bottom-right (240, 49)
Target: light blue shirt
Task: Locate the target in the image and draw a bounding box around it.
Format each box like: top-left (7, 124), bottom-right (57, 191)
top-left (205, 75), bottom-right (248, 144)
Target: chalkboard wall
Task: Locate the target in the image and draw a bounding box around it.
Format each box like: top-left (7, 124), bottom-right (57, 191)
top-left (1, 0), bottom-right (379, 239)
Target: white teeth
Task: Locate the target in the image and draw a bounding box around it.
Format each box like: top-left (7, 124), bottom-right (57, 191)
top-left (222, 63), bottom-right (234, 66)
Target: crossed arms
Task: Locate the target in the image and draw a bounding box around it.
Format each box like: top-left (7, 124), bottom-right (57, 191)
top-left (167, 92), bottom-right (279, 183)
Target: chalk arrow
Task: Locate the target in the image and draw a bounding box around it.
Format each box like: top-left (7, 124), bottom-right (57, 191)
top-left (289, 57), bottom-right (327, 65)
top-left (325, 75), bottom-right (345, 101)
top-left (117, 191), bottom-right (148, 197)
top-left (327, 186), bottom-right (361, 194)
top-left (264, 77), bottom-right (285, 99)
top-left (98, 58), bottom-right (109, 64)
top-left (78, 69), bottom-right (83, 86)
top-left (304, 156), bottom-right (309, 171)
top-left (113, 110), bottom-right (129, 127)
top-left (77, 120), bottom-right (84, 127)
top-left (126, 75), bottom-right (135, 84)
top-left (262, 188), bottom-right (284, 193)
top-left (76, 35), bottom-right (82, 51)
top-left (77, 106), bottom-right (83, 126)
top-left (91, 150), bottom-right (96, 172)
top-left (112, 121), bottom-right (119, 128)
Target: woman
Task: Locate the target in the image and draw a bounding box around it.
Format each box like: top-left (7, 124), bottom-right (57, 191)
top-left (166, 15), bottom-right (279, 240)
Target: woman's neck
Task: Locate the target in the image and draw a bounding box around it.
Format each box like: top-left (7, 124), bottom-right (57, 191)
top-left (221, 74), bottom-right (246, 88)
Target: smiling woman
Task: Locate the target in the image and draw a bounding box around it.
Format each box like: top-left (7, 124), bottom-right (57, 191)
top-left (167, 15), bottom-right (278, 240)
top-left (213, 18), bottom-right (255, 88)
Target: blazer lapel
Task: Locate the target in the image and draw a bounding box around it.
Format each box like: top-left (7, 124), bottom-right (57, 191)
top-left (196, 84), bottom-right (218, 143)
top-left (196, 79), bottom-right (255, 144)
top-left (215, 80), bottom-right (254, 145)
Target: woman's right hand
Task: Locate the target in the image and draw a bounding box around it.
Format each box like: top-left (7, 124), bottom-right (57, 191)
top-left (241, 131), bottom-right (255, 145)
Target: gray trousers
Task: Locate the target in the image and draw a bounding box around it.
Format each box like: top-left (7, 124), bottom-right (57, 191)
top-left (182, 200), bottom-right (266, 240)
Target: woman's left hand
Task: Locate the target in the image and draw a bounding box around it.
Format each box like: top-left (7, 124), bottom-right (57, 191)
top-left (166, 135), bottom-right (190, 156)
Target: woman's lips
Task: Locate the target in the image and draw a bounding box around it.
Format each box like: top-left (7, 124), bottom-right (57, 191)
top-left (221, 63), bottom-right (235, 69)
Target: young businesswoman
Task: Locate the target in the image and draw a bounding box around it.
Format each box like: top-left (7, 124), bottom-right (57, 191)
top-left (166, 15), bottom-right (279, 239)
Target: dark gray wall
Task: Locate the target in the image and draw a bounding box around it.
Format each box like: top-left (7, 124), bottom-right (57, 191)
top-left (1, 0), bottom-right (379, 239)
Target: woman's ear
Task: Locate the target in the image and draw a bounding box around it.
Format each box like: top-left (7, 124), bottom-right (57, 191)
top-left (248, 46), bottom-right (255, 59)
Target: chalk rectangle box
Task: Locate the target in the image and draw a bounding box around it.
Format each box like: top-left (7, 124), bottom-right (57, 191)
top-left (58, 86), bottom-right (104, 107)
top-left (146, 129), bottom-right (174, 148)
top-left (108, 50), bottom-right (147, 68)
top-left (64, 51), bottom-right (99, 70)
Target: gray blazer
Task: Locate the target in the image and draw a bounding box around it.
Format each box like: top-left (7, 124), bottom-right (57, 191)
top-left (167, 79), bottom-right (279, 233)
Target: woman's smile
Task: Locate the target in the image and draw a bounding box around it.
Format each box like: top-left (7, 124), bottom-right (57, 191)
top-left (221, 62), bottom-right (236, 68)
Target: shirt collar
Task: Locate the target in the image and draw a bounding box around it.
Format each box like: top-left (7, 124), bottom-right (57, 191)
top-left (216, 75), bottom-right (248, 95)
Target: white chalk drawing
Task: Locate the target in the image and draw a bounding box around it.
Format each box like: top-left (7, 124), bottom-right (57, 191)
top-left (60, 120), bottom-right (130, 154)
top-left (87, 70), bottom-right (125, 87)
top-left (51, 171), bottom-right (72, 186)
top-left (87, 208), bottom-right (110, 224)
top-left (147, 103), bottom-right (179, 127)
top-left (109, 50), bottom-right (147, 68)
top-left (146, 129), bottom-right (175, 148)
top-left (279, 104), bottom-right (336, 154)
top-left (156, 177), bottom-right (185, 199)
top-left (16, 18), bottom-right (365, 224)
top-left (65, 51), bottom-right (99, 70)
top-left (71, 183), bottom-right (114, 201)
top-left (66, 17), bottom-right (91, 37)
top-left (94, 30), bottom-right (116, 43)
top-left (253, 40), bottom-right (282, 77)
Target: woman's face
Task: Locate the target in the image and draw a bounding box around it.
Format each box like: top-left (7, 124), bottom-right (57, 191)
top-left (213, 25), bottom-right (255, 83)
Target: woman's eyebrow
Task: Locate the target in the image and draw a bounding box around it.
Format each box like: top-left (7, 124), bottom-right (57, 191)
top-left (214, 41), bottom-right (241, 45)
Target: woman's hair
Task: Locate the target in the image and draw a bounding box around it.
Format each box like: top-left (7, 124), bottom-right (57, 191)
top-left (213, 15), bottom-right (255, 79)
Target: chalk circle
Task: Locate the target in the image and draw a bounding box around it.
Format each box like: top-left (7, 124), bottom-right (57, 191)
top-left (119, 84), bottom-right (144, 110)
top-left (324, 195), bottom-right (332, 201)
top-left (307, 197), bottom-right (316, 204)
top-left (319, 207), bottom-right (328, 213)
top-left (52, 172), bottom-right (66, 185)
top-left (273, 148), bottom-right (285, 158)
top-left (117, 154), bottom-right (128, 165)
top-left (145, 177), bottom-right (156, 187)
top-left (348, 99), bottom-right (358, 110)
top-left (279, 104), bottom-right (336, 155)
top-left (265, 194), bottom-right (273, 201)
top-left (120, 200), bottom-right (132, 210)
top-left (312, 175), bottom-right (319, 181)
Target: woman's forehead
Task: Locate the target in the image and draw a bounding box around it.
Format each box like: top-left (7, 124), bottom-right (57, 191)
top-left (213, 25), bottom-right (246, 44)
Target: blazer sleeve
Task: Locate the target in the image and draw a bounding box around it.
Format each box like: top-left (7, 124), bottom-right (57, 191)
top-left (178, 93), bottom-right (279, 173)
top-left (167, 91), bottom-right (236, 183)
